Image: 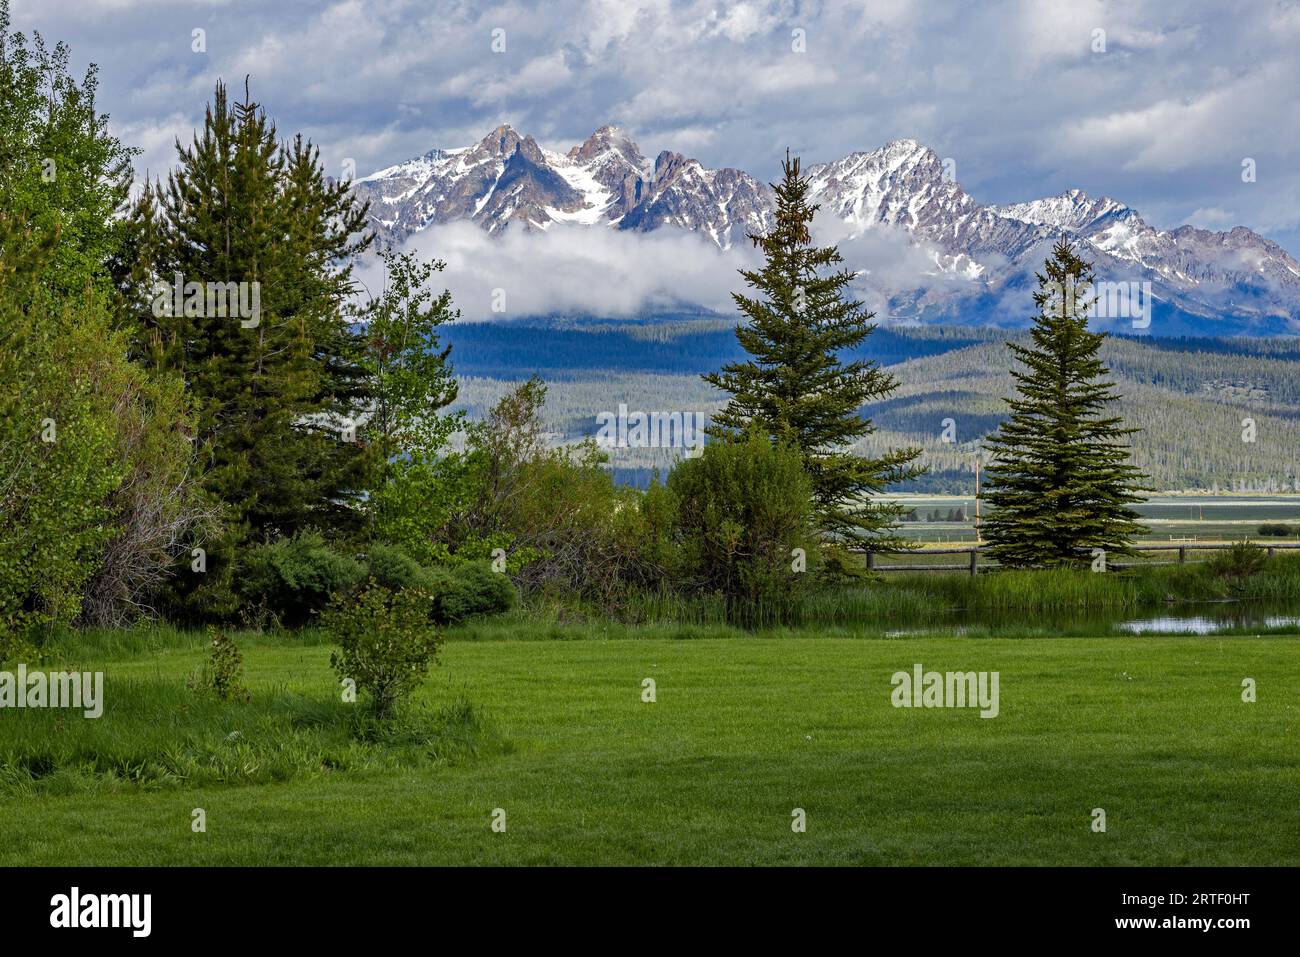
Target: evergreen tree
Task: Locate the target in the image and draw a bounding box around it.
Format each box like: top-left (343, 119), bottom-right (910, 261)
top-left (704, 152), bottom-right (922, 548)
top-left (982, 239), bottom-right (1151, 567)
top-left (134, 80), bottom-right (373, 617)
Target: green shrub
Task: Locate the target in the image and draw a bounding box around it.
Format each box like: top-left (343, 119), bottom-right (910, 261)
top-left (0, 631), bottom-right (39, 668)
top-left (1257, 523), bottom-right (1292, 537)
top-left (323, 583), bottom-right (440, 723)
top-left (0, 18), bottom-right (185, 640)
top-left (1206, 541), bottom-right (1268, 595)
top-left (365, 542), bottom-right (430, 590)
top-left (186, 628), bottom-right (249, 702)
top-left (668, 430), bottom-right (816, 627)
top-left (368, 453), bottom-right (476, 568)
top-left (443, 377), bottom-right (671, 602)
top-left (0, 283), bottom-right (131, 638)
top-left (238, 532), bottom-right (366, 626)
top-left (425, 562), bottom-right (516, 623)
top-left (359, 544), bottom-right (515, 622)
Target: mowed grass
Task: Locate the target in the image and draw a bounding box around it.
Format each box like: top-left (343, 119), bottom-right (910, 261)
top-left (2, 631), bottom-right (1298, 865)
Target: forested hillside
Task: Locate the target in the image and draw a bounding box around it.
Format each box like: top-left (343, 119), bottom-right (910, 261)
top-left (446, 321), bottom-right (1300, 493)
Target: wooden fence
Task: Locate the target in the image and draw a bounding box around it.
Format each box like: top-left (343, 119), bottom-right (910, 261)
top-left (861, 542), bottom-right (1300, 576)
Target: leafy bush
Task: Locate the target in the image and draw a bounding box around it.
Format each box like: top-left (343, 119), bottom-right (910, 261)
top-left (668, 430), bottom-right (816, 627)
top-left (187, 628), bottom-right (249, 702)
top-left (0, 631), bottom-right (39, 668)
top-left (361, 544), bottom-right (515, 622)
top-left (1206, 541), bottom-right (1268, 595)
top-left (1257, 523), bottom-right (1292, 537)
top-left (0, 10), bottom-right (182, 640)
top-left (444, 376), bottom-right (672, 602)
top-left (365, 542), bottom-right (430, 590)
top-left (426, 561), bottom-right (516, 623)
top-left (368, 452), bottom-right (476, 568)
top-left (0, 276), bottom-right (132, 638)
top-left (238, 532), bottom-right (366, 626)
top-left (323, 583), bottom-right (440, 722)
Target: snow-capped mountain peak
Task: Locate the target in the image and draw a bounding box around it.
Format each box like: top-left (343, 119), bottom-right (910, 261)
top-left (350, 126), bottom-right (1300, 334)
top-left (807, 138), bottom-right (972, 233)
top-left (993, 189), bottom-right (1134, 231)
top-left (353, 124), bottom-right (772, 250)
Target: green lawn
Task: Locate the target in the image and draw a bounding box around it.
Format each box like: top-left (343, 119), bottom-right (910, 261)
top-left (2, 631), bottom-right (1297, 865)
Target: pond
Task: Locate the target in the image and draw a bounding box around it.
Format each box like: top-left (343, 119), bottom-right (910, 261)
top-left (1116, 610), bottom-right (1300, 635)
top-left (879, 601), bottom-right (1300, 637)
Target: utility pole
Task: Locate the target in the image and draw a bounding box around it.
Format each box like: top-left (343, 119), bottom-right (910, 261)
top-left (974, 455), bottom-right (982, 543)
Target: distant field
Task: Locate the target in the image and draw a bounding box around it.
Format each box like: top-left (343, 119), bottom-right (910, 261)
top-left (444, 320), bottom-right (1300, 494)
top-left (887, 494), bottom-right (1300, 546)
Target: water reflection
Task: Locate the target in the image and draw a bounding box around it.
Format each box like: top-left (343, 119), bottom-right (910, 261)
top-left (876, 602), bottom-right (1300, 636)
top-left (1118, 613), bottom-right (1300, 635)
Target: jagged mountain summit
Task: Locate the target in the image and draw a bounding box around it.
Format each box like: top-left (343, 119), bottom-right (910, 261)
top-left (354, 123), bottom-right (772, 250)
top-left (353, 127), bottom-right (1300, 335)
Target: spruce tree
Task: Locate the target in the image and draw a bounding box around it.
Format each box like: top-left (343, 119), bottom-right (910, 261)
top-left (981, 239), bottom-right (1150, 567)
top-left (134, 80), bottom-right (373, 616)
top-left (704, 152), bottom-right (922, 548)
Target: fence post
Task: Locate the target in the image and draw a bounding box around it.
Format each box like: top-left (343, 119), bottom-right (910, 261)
top-left (1267, 546), bottom-right (1276, 558)
top-left (969, 548), bottom-right (978, 577)
top-left (866, 552), bottom-right (875, 572)
top-left (1179, 546), bottom-right (1186, 564)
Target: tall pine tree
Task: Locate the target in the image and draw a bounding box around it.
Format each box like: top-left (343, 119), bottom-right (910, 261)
top-left (981, 239), bottom-right (1150, 567)
top-left (704, 152), bottom-right (922, 549)
top-left (133, 80), bottom-right (373, 617)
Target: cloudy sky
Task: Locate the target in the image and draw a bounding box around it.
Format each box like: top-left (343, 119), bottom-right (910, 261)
top-left (12, 0), bottom-right (1300, 260)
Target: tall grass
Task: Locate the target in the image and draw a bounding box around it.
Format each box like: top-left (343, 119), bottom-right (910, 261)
top-left (27, 622), bottom-right (332, 664)
top-left (0, 677), bottom-right (496, 796)
top-left (1237, 553), bottom-right (1300, 600)
top-left (25, 555), bottom-right (1300, 654)
top-left (475, 553), bottom-right (1300, 635)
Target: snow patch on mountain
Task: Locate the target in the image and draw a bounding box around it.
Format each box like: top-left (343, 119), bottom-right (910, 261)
top-left (350, 126), bottom-right (1300, 334)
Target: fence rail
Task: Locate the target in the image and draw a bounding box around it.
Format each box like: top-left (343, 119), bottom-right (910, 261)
top-left (859, 541), bottom-right (1300, 576)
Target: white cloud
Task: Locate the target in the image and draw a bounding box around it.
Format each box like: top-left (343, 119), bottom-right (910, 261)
top-left (110, 112), bottom-right (197, 180)
top-left (367, 222), bottom-right (760, 321)
top-left (1015, 0), bottom-right (1109, 64)
top-left (10, 0), bottom-right (1300, 256)
top-left (350, 212), bottom-right (980, 325)
top-left (1186, 207), bottom-right (1236, 230)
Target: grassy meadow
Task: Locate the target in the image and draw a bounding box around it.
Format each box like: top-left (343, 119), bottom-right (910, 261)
top-left (3, 620), bottom-right (1298, 866)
